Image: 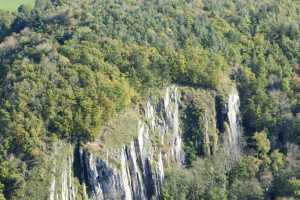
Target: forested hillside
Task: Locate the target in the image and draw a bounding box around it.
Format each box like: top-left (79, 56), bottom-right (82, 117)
top-left (0, 0), bottom-right (35, 11)
top-left (0, 0), bottom-right (299, 199)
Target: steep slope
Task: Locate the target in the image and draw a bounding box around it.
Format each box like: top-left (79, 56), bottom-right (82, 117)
top-left (78, 86), bottom-right (183, 200)
top-left (0, 0), bottom-right (299, 199)
top-left (46, 85), bottom-right (243, 200)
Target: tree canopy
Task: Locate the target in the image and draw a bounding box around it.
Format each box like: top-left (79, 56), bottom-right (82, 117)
top-left (0, 0), bottom-right (299, 199)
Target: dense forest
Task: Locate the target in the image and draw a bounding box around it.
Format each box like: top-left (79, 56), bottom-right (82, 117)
top-left (0, 0), bottom-right (299, 199)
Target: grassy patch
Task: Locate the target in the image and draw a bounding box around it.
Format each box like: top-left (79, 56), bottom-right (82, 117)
top-left (85, 108), bottom-right (140, 155)
top-left (0, 0), bottom-right (35, 11)
top-left (84, 108), bottom-right (140, 169)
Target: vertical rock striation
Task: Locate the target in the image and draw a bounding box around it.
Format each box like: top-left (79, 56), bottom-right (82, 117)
top-left (79, 86), bottom-right (184, 200)
top-left (49, 143), bottom-right (77, 200)
top-left (226, 87), bottom-right (243, 159)
top-left (47, 85), bottom-right (244, 199)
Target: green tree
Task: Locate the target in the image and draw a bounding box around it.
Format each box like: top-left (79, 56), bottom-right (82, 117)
top-left (253, 131), bottom-right (270, 155)
top-left (270, 150), bottom-right (285, 172)
top-left (229, 179), bottom-right (264, 200)
top-left (289, 178), bottom-right (300, 199)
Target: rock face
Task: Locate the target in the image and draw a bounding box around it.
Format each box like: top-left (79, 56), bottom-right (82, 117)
top-left (78, 86), bottom-right (184, 200)
top-left (225, 87), bottom-right (243, 158)
top-left (49, 143), bottom-right (77, 200)
top-left (48, 85), bottom-right (244, 200)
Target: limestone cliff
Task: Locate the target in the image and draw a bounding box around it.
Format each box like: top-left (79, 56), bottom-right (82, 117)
top-left (225, 87), bottom-right (243, 158)
top-left (76, 86), bottom-right (183, 200)
top-left (47, 85), bottom-right (243, 200)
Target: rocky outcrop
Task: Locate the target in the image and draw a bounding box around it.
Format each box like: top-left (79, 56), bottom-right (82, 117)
top-left (225, 87), bottom-right (243, 159)
top-left (180, 88), bottom-right (219, 157)
top-left (47, 85), bottom-right (244, 200)
top-left (78, 86), bottom-right (184, 200)
top-left (49, 143), bottom-right (78, 200)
